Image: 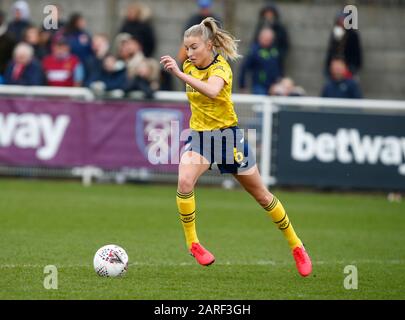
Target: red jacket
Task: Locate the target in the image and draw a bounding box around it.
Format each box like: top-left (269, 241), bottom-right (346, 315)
top-left (42, 54), bottom-right (80, 87)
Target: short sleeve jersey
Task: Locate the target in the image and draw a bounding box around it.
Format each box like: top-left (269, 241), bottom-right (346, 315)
top-left (182, 54), bottom-right (238, 131)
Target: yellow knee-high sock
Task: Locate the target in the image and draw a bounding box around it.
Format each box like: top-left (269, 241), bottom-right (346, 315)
top-left (176, 190), bottom-right (199, 249)
top-left (264, 196), bottom-right (302, 250)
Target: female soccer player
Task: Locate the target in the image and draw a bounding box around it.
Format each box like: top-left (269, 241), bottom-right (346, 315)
top-left (160, 17), bottom-right (312, 277)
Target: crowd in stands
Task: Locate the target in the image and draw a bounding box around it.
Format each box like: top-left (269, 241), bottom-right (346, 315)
top-left (0, 0), bottom-right (364, 99)
top-left (238, 1), bottom-right (363, 99)
top-left (0, 1), bottom-right (160, 99)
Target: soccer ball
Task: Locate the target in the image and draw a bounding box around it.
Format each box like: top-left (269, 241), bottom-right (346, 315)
top-left (93, 244), bottom-right (129, 277)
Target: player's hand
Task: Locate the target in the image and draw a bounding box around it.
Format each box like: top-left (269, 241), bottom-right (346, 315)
top-left (160, 55), bottom-right (181, 76)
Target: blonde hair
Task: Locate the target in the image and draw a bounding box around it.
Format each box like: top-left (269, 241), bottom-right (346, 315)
top-left (184, 17), bottom-right (241, 61)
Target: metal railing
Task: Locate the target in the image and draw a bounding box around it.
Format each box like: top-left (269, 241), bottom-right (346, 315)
top-left (0, 85), bottom-right (95, 101)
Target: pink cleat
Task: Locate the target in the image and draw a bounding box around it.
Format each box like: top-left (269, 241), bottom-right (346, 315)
top-left (189, 242), bottom-right (215, 266)
top-left (292, 245), bottom-right (312, 277)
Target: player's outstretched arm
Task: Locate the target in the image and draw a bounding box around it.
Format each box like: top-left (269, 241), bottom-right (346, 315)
top-left (160, 55), bottom-right (224, 99)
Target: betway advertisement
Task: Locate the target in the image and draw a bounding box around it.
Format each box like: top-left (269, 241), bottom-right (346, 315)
top-left (0, 98), bottom-right (190, 171)
top-left (275, 110), bottom-right (405, 190)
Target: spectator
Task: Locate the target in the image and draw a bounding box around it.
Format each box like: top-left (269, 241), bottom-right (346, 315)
top-left (4, 42), bottom-right (43, 85)
top-left (118, 2), bottom-right (156, 57)
top-left (116, 33), bottom-right (145, 72)
top-left (270, 77), bottom-right (306, 96)
top-left (7, 0), bottom-right (32, 42)
top-left (91, 34), bottom-right (110, 61)
top-left (325, 10), bottom-right (362, 76)
top-left (126, 58), bottom-right (160, 99)
top-left (238, 27), bottom-right (282, 95)
top-left (184, 0), bottom-right (221, 28)
top-left (252, 2), bottom-right (289, 74)
top-left (115, 33), bottom-right (159, 98)
top-left (177, 0), bottom-right (221, 64)
top-left (88, 55), bottom-right (128, 95)
top-left (23, 26), bottom-right (47, 60)
top-left (321, 58), bottom-right (362, 99)
top-left (62, 13), bottom-right (93, 63)
top-left (0, 10), bottom-right (16, 76)
top-left (116, 34), bottom-right (156, 80)
top-left (84, 33), bottom-right (110, 86)
top-left (42, 38), bottom-right (84, 87)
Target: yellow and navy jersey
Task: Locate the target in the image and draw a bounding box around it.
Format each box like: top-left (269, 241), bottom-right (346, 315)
top-left (182, 54), bottom-right (238, 131)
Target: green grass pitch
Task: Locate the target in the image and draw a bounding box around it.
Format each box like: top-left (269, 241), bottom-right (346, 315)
top-left (0, 178), bottom-right (404, 300)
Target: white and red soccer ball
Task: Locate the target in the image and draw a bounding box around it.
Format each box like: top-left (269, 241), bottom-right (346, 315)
top-left (93, 244), bottom-right (129, 277)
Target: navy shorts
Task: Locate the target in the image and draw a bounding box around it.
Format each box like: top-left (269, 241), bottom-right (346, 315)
top-left (182, 126), bottom-right (256, 174)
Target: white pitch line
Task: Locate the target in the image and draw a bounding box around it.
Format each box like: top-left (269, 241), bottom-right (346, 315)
top-left (0, 260), bottom-right (404, 269)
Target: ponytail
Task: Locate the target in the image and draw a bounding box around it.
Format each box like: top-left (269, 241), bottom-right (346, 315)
top-left (184, 17), bottom-right (241, 61)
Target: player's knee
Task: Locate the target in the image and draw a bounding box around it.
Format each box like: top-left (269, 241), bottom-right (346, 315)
top-left (177, 175), bottom-right (195, 193)
top-left (255, 191), bottom-right (273, 207)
